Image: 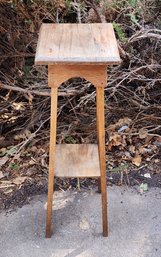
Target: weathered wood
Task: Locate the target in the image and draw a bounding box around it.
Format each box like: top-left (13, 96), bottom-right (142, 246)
top-left (96, 100), bottom-right (101, 194)
top-left (96, 86), bottom-right (108, 237)
top-left (55, 144), bottom-right (100, 178)
top-left (48, 65), bottom-right (107, 88)
top-left (35, 23), bottom-right (121, 65)
top-left (46, 87), bottom-right (58, 238)
top-left (35, 23), bottom-right (121, 238)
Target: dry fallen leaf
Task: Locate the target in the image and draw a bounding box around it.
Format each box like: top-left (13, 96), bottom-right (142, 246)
top-left (41, 157), bottom-right (48, 168)
top-left (132, 155), bottom-right (142, 167)
top-left (139, 128), bottom-right (148, 139)
top-left (14, 129), bottom-right (31, 141)
top-left (0, 180), bottom-right (15, 189)
top-left (109, 117), bottom-right (132, 132)
top-left (0, 171), bottom-right (5, 179)
top-left (4, 188), bottom-right (14, 194)
top-left (55, 0), bottom-right (66, 9)
top-left (153, 137), bottom-right (161, 146)
top-left (0, 156), bottom-right (8, 167)
top-left (108, 133), bottom-right (127, 151)
top-left (129, 145), bottom-right (136, 154)
top-left (12, 176), bottom-right (27, 185)
top-left (138, 147), bottom-right (152, 155)
top-left (108, 134), bottom-right (122, 150)
top-left (29, 159), bottom-right (36, 165)
top-left (144, 173), bottom-right (151, 178)
top-left (154, 159), bottom-right (160, 163)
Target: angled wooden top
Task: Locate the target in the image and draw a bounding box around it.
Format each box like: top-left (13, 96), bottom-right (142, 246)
top-left (35, 23), bottom-right (121, 65)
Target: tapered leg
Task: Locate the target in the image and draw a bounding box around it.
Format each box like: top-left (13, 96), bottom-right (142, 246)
top-left (46, 87), bottom-right (58, 238)
top-left (96, 104), bottom-right (101, 193)
top-left (96, 86), bottom-right (108, 237)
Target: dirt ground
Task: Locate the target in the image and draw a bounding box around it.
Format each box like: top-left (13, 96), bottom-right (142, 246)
top-left (1, 154), bottom-right (161, 212)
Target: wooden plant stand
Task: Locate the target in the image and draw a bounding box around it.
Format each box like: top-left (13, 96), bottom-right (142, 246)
top-left (35, 23), bottom-right (121, 238)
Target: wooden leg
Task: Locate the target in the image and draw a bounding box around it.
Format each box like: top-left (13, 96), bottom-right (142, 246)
top-left (96, 99), bottom-right (101, 193)
top-left (46, 87), bottom-right (58, 238)
top-left (98, 177), bottom-right (101, 193)
top-left (96, 86), bottom-right (108, 237)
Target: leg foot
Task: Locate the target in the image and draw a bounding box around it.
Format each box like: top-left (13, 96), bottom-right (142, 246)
top-left (46, 227), bottom-right (52, 238)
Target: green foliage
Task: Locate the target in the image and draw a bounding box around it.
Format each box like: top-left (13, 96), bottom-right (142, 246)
top-left (6, 147), bottom-right (18, 156)
top-left (126, 13), bottom-right (139, 25)
top-left (112, 22), bottom-right (127, 42)
top-left (65, 0), bottom-right (73, 8)
top-left (9, 162), bottom-right (19, 170)
top-left (94, 0), bottom-right (101, 4)
top-left (128, 0), bottom-right (138, 7)
top-left (110, 164), bottom-right (129, 173)
top-left (64, 135), bottom-right (78, 144)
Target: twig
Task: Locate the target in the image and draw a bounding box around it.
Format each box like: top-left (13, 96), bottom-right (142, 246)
top-left (10, 117), bottom-right (50, 156)
top-left (0, 53), bottom-right (35, 59)
top-left (72, 1), bottom-right (82, 23)
top-left (0, 83), bottom-right (85, 97)
top-left (84, 0), bottom-right (106, 22)
top-left (129, 29), bottom-right (161, 43)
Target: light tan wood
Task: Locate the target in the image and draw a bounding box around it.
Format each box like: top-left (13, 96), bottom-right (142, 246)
top-left (35, 23), bottom-right (121, 238)
top-left (35, 23), bottom-right (121, 65)
top-left (46, 87), bottom-right (58, 238)
top-left (48, 65), bottom-right (107, 88)
top-left (96, 86), bottom-right (108, 237)
top-left (96, 94), bottom-right (101, 193)
top-left (55, 144), bottom-right (100, 178)
top-left (46, 66), bottom-right (108, 237)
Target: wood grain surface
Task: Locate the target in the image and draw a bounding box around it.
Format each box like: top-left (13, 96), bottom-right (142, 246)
top-left (96, 86), bottom-right (108, 237)
top-left (48, 64), bottom-right (107, 88)
top-left (46, 87), bottom-right (58, 238)
top-left (55, 144), bottom-right (100, 178)
top-left (35, 23), bottom-right (121, 65)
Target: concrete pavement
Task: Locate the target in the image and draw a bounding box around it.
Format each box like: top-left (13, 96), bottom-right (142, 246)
top-left (1, 186), bottom-right (161, 257)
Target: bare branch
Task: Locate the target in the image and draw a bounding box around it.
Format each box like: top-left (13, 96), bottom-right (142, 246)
top-left (0, 83), bottom-right (85, 97)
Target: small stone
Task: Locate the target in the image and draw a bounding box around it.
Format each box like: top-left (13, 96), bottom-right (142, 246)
top-left (79, 218), bottom-right (90, 230)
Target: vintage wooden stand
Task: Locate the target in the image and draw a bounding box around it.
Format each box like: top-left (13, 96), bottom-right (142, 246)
top-left (35, 23), bottom-right (121, 238)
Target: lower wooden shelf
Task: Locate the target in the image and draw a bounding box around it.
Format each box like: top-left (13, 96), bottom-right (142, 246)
top-left (55, 144), bottom-right (100, 178)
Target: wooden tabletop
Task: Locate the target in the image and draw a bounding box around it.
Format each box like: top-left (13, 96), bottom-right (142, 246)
top-left (35, 23), bottom-right (121, 65)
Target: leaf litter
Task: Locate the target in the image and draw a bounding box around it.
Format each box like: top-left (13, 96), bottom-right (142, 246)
top-left (0, 1), bottom-right (161, 210)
